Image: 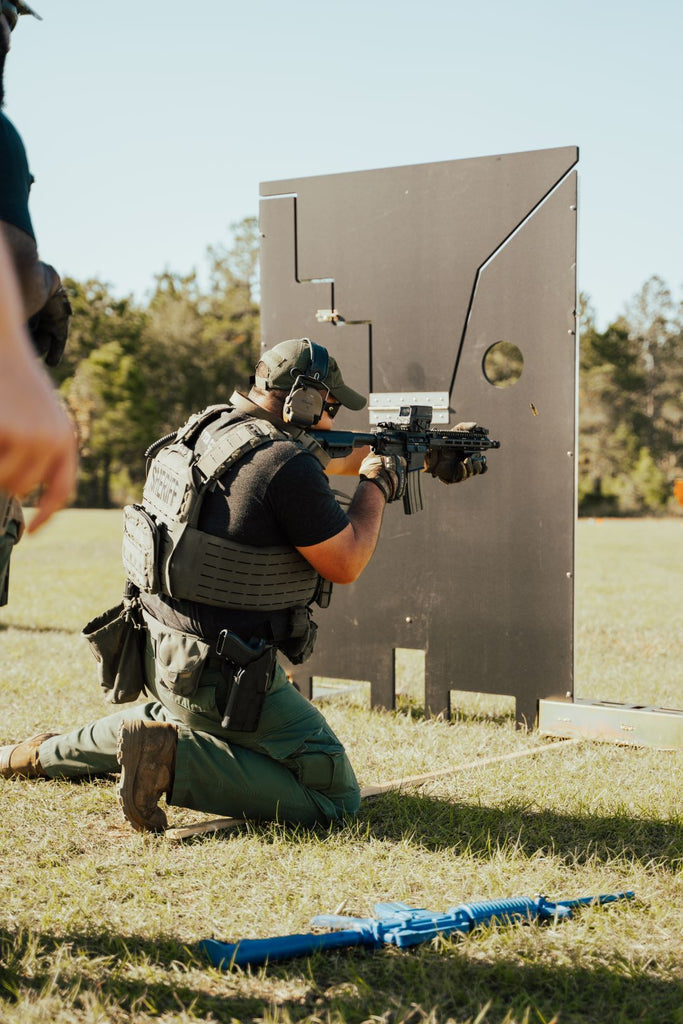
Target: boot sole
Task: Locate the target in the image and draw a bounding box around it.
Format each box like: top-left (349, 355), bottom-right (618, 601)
top-left (116, 720), bottom-right (168, 833)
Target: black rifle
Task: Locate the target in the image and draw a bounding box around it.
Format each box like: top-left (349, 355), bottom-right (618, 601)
top-left (310, 405), bottom-right (500, 514)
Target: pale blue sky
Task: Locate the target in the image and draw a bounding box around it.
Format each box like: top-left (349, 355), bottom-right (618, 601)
top-left (5, 0), bottom-right (682, 328)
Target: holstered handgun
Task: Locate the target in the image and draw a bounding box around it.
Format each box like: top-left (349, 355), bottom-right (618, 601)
top-left (215, 630), bottom-right (277, 732)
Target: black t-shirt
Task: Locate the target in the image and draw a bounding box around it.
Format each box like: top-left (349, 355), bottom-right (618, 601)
top-left (141, 412), bottom-right (350, 643)
top-left (0, 113), bottom-right (35, 239)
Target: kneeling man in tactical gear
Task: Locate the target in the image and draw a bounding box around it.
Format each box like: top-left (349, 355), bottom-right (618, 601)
top-left (0, 340), bottom-right (422, 831)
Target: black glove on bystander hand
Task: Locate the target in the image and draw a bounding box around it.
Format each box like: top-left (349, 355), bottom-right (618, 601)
top-left (28, 284), bottom-right (72, 367)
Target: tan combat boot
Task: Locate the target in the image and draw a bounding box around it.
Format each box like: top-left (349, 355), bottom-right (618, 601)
top-left (0, 733), bottom-right (56, 778)
top-left (116, 720), bottom-right (177, 833)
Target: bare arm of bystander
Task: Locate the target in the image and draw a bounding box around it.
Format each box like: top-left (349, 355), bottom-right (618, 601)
top-left (0, 232), bottom-right (77, 531)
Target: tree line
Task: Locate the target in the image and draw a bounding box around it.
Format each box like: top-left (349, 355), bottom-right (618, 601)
top-left (579, 277), bottom-right (682, 515)
top-left (52, 219), bottom-right (681, 515)
top-left (55, 218), bottom-right (260, 507)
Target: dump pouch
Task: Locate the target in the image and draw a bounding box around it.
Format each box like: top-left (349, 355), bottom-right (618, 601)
top-left (216, 630), bottom-right (277, 732)
top-left (82, 599), bottom-right (146, 704)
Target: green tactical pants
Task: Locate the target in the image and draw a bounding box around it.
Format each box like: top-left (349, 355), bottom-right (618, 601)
top-left (38, 629), bottom-right (361, 827)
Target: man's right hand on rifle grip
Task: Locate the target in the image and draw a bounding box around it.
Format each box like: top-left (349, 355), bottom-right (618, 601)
top-left (359, 452), bottom-right (407, 503)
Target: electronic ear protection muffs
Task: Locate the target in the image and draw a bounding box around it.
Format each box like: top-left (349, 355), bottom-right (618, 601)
top-left (282, 340), bottom-right (331, 427)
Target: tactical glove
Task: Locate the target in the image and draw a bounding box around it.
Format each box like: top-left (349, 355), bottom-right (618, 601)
top-left (28, 284), bottom-right (72, 367)
top-left (424, 422), bottom-right (489, 484)
top-left (360, 452), bottom-right (407, 503)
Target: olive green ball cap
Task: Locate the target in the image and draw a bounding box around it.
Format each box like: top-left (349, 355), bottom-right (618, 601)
top-left (257, 339), bottom-right (367, 411)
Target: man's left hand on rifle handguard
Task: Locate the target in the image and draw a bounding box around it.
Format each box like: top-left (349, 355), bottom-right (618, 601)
top-left (424, 421), bottom-right (488, 484)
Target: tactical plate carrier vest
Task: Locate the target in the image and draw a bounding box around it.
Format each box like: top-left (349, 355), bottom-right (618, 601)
top-left (122, 405), bottom-right (331, 620)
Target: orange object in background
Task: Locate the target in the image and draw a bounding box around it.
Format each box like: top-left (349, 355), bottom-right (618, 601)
top-left (675, 479), bottom-right (683, 507)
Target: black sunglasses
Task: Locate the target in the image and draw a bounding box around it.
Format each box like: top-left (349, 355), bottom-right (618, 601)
top-left (323, 400), bottom-right (341, 419)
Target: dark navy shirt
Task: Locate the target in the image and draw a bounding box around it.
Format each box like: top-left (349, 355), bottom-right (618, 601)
top-left (0, 112), bottom-right (35, 239)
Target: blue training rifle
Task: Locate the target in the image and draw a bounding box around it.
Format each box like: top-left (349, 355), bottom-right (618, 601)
top-left (201, 891), bottom-right (634, 969)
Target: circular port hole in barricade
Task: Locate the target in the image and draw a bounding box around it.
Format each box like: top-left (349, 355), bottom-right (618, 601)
top-left (483, 341), bottom-right (524, 387)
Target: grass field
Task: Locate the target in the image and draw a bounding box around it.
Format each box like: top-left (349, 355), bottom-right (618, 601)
top-left (0, 512), bottom-right (681, 1024)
